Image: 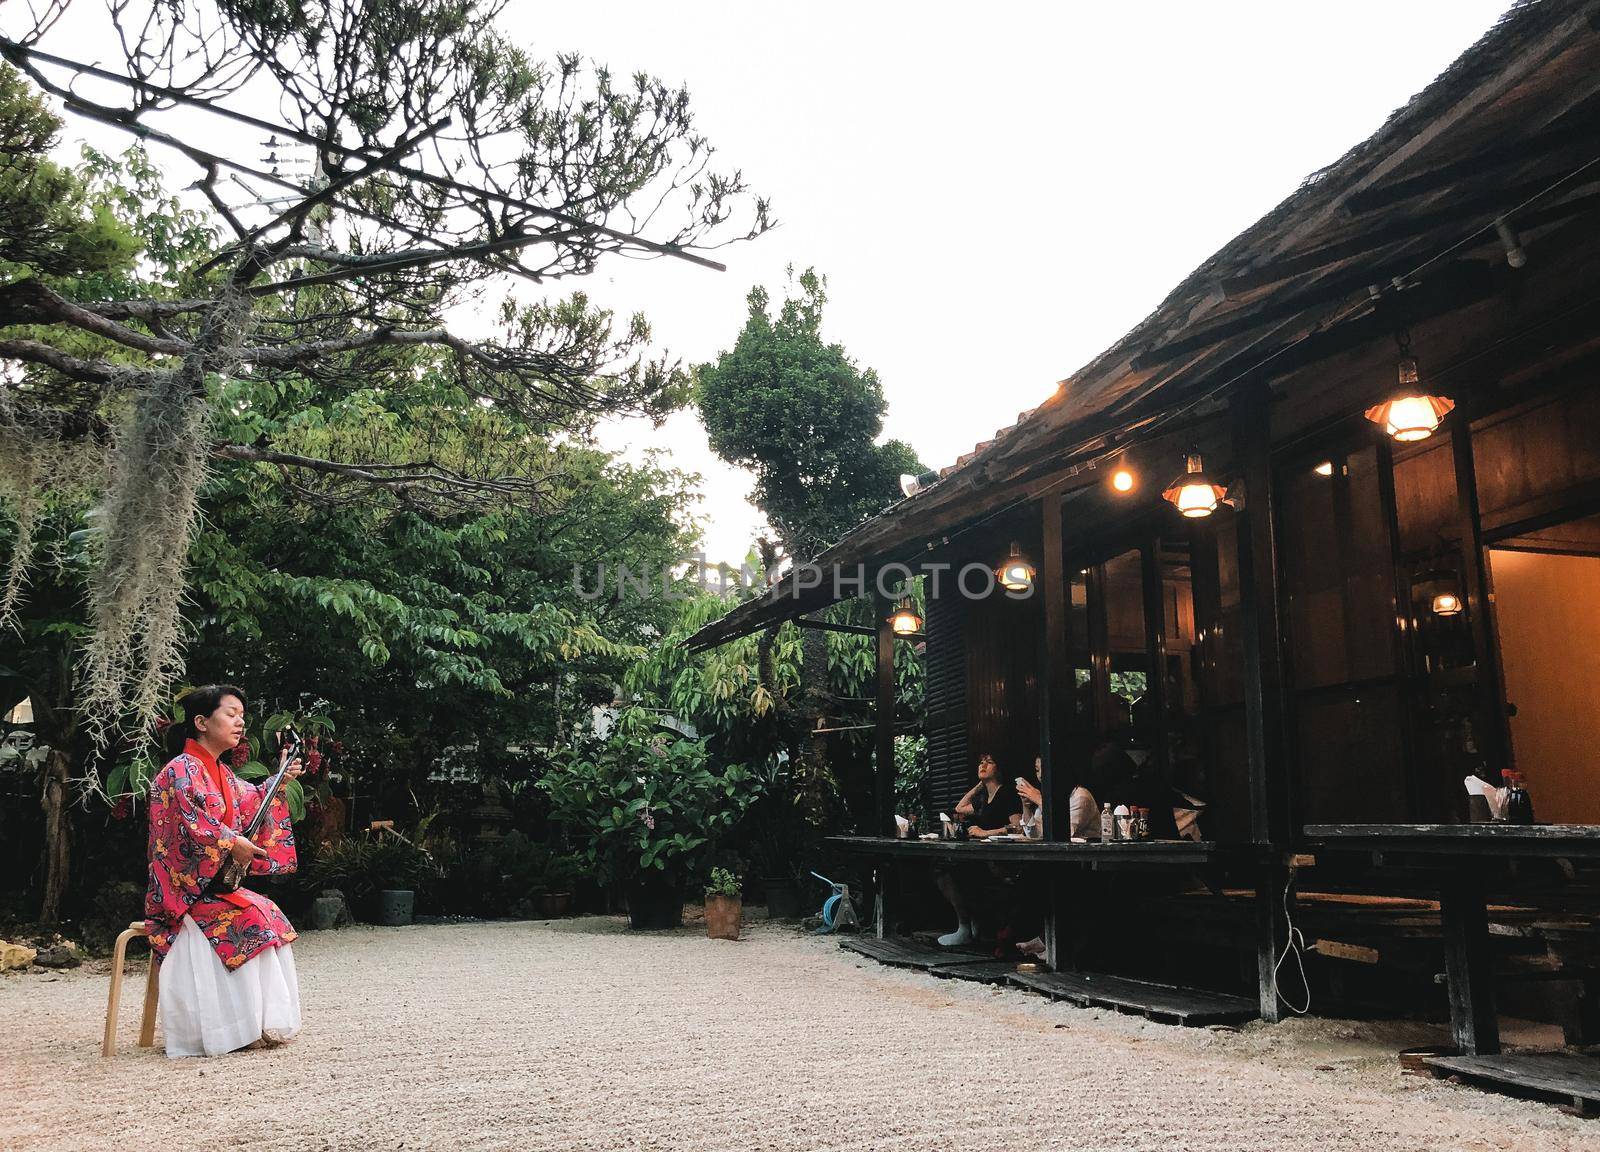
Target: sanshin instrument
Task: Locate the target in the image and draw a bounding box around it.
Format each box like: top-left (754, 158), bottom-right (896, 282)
top-left (206, 728), bottom-right (300, 896)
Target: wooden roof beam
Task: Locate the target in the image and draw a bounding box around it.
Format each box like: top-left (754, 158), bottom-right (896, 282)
top-left (1216, 179), bottom-right (1600, 300)
top-left (1342, 109), bottom-right (1600, 214)
top-left (1261, 2), bottom-right (1600, 258)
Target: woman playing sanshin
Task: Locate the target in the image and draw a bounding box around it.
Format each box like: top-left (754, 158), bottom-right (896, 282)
top-left (144, 684), bottom-right (304, 1057)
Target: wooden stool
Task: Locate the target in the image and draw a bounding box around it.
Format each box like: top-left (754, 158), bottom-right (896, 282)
top-left (102, 921), bottom-right (158, 1056)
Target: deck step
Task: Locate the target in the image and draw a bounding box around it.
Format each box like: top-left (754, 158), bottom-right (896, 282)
top-left (927, 960), bottom-right (1026, 984)
top-left (839, 936), bottom-right (987, 970)
top-left (1006, 970), bottom-right (1257, 1027)
top-left (1423, 1051), bottom-right (1600, 1117)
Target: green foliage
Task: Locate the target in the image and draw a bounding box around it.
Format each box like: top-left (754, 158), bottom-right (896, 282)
top-left (538, 715), bottom-right (760, 886)
top-left (0, 65), bottom-right (140, 280)
top-left (623, 588), bottom-right (801, 741)
top-left (695, 268), bottom-right (921, 557)
top-left (704, 866), bottom-right (741, 898)
top-left (894, 733), bottom-right (928, 818)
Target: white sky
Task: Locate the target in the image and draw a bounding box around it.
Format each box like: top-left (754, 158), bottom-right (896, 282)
top-left (23, 1), bottom-right (1514, 564)
top-left (511, 1), bottom-right (1513, 563)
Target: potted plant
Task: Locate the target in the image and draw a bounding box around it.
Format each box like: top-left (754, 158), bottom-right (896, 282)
top-left (540, 853), bottom-right (586, 919)
top-left (301, 824), bottom-right (436, 925)
top-left (539, 711), bottom-right (760, 930)
top-left (703, 867), bottom-right (743, 940)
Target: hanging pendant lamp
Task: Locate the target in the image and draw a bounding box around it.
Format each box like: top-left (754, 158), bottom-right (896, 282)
top-left (889, 598), bottom-right (923, 635)
top-left (1162, 453), bottom-right (1228, 518)
top-left (1365, 332), bottom-right (1454, 442)
top-left (997, 542), bottom-right (1035, 591)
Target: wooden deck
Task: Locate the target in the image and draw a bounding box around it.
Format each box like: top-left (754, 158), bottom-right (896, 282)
top-left (837, 935), bottom-right (988, 971)
top-left (1007, 970), bottom-right (1258, 1027)
top-left (838, 936), bottom-right (1255, 1025)
top-left (1423, 1051), bottom-right (1600, 1117)
top-left (927, 960), bottom-right (1027, 985)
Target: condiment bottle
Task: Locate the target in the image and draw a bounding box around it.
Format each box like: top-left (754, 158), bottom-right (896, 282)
top-left (1100, 803), bottom-right (1114, 842)
top-left (1503, 770), bottom-right (1535, 825)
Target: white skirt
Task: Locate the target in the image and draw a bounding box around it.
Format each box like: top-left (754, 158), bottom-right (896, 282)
top-left (159, 914), bottom-right (301, 1058)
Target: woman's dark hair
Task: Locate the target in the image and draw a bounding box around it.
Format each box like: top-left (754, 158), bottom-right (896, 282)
top-left (163, 684), bottom-right (246, 759)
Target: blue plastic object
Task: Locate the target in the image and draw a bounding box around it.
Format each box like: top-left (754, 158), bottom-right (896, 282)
top-left (810, 871), bottom-right (858, 934)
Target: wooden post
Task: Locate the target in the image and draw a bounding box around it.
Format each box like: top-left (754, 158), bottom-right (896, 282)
top-left (874, 860), bottom-right (892, 940)
top-left (1450, 411), bottom-right (1512, 778)
top-left (874, 591), bottom-right (897, 837)
top-left (1375, 436), bottom-right (1423, 819)
top-left (1038, 494), bottom-right (1072, 972)
top-left (1140, 536), bottom-right (1172, 778)
top-left (1441, 868), bottom-right (1500, 1054)
top-left (1039, 494), bottom-right (1071, 840)
top-left (1232, 382), bottom-right (1293, 1023)
top-left (1087, 561), bottom-right (1112, 735)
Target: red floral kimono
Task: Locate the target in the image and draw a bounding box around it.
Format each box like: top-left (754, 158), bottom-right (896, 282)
top-left (145, 740), bottom-right (298, 969)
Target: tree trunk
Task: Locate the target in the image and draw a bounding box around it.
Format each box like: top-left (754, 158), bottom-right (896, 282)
top-left (33, 644), bottom-right (78, 925)
top-left (38, 744), bottom-right (72, 925)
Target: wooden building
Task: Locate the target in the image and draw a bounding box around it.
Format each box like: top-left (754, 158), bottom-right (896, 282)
top-left (691, 0), bottom-right (1600, 1107)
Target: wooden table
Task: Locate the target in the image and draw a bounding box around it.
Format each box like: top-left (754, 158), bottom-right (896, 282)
top-left (827, 834), bottom-right (1232, 868)
top-left (1304, 823), bottom-right (1600, 1057)
top-left (828, 835), bottom-right (1255, 976)
top-left (829, 835), bottom-right (1264, 1025)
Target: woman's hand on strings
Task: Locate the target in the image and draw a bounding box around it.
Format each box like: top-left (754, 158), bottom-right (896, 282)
top-left (277, 738), bottom-right (304, 779)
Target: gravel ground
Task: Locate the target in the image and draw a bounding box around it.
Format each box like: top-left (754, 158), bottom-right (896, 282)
top-left (1, 915), bottom-right (1592, 1151)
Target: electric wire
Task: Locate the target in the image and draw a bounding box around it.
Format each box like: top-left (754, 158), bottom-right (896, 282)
top-left (1272, 869), bottom-right (1312, 1015)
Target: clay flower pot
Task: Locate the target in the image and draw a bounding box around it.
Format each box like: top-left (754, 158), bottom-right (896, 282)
top-left (704, 893), bottom-right (742, 940)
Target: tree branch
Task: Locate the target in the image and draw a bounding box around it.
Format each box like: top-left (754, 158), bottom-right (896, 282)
top-left (0, 338), bottom-right (137, 386)
top-left (212, 442), bottom-right (550, 506)
top-left (0, 280), bottom-right (188, 356)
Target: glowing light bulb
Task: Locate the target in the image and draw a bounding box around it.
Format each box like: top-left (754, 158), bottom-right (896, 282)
top-left (1174, 482), bottom-right (1220, 518)
top-left (890, 606), bottom-right (922, 634)
top-left (1162, 453), bottom-right (1226, 519)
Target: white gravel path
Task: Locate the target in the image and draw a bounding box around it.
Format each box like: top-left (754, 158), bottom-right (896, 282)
top-left (1, 916), bottom-right (1592, 1151)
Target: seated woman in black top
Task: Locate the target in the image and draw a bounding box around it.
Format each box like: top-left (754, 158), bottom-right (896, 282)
top-left (935, 753), bottom-right (1021, 947)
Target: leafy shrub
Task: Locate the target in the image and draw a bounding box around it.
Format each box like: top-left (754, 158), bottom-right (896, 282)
top-left (538, 711), bottom-right (760, 889)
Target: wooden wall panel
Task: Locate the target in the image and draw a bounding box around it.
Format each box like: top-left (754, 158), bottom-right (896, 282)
top-left (1295, 686), bottom-right (1410, 823)
top-left (923, 590), bottom-right (969, 814)
top-left (1475, 388), bottom-right (1600, 531)
top-left (1393, 439), bottom-right (1459, 556)
top-left (964, 591), bottom-right (1043, 786)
